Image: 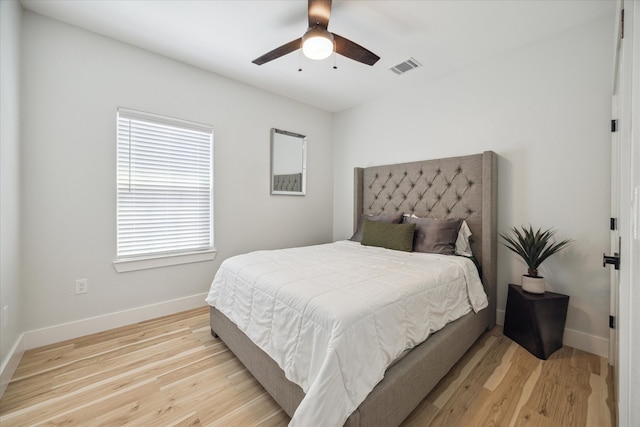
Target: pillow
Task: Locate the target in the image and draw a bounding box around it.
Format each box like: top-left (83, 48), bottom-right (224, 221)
top-left (404, 215), bottom-right (473, 256)
top-left (349, 211), bottom-right (404, 242)
top-left (403, 216), bottom-right (462, 255)
top-left (360, 219), bottom-right (416, 252)
top-left (455, 220), bottom-right (473, 256)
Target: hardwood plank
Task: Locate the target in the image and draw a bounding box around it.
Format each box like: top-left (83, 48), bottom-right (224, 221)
top-left (466, 333), bottom-right (513, 385)
top-left (483, 340), bottom-right (518, 391)
top-left (509, 359), bottom-right (543, 427)
top-left (586, 357), bottom-right (614, 427)
top-left (0, 308), bottom-right (615, 427)
top-left (206, 391), bottom-right (282, 427)
top-left (3, 335), bottom-right (206, 414)
top-left (430, 335), bottom-right (496, 409)
top-left (155, 345), bottom-right (232, 388)
top-left (460, 343), bottom-right (540, 426)
top-left (523, 347), bottom-right (591, 427)
top-left (605, 363), bottom-right (617, 427)
top-left (170, 412), bottom-right (204, 427)
top-left (513, 405), bottom-right (558, 427)
top-left (44, 381), bottom-right (163, 426)
top-left (429, 381), bottom-right (490, 426)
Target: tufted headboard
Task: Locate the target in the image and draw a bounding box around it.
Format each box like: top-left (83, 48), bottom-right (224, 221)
top-left (353, 151), bottom-right (497, 327)
top-left (273, 173), bottom-right (302, 192)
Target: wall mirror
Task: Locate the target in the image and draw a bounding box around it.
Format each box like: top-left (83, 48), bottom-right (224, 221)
top-left (271, 128), bottom-right (307, 195)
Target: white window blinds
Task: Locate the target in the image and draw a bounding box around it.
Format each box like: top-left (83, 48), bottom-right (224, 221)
top-left (116, 108), bottom-right (213, 260)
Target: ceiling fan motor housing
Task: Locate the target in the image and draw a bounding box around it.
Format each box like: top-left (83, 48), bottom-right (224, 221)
top-left (302, 26), bottom-right (334, 60)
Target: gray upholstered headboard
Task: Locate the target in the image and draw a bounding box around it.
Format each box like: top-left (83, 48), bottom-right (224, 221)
top-left (353, 151), bottom-right (497, 327)
top-left (273, 173), bottom-right (302, 192)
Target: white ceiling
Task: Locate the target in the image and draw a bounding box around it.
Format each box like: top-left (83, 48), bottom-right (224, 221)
top-left (20, 0), bottom-right (612, 113)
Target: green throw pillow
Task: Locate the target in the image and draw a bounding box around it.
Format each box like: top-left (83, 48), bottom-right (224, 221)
top-left (361, 219), bottom-right (416, 252)
top-left (349, 212), bottom-right (404, 242)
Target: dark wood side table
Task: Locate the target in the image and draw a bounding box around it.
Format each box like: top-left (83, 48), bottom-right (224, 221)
top-left (503, 283), bottom-right (569, 360)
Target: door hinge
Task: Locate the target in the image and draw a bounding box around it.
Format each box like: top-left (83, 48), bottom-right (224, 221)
top-left (610, 315), bottom-right (616, 329)
top-left (610, 217), bottom-right (617, 230)
top-left (621, 9), bottom-right (625, 39)
top-left (611, 119), bottom-right (618, 132)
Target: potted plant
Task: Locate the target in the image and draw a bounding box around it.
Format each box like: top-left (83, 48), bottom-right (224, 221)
top-left (500, 225), bottom-right (573, 294)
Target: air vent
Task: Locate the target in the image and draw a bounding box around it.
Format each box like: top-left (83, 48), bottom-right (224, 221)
top-left (389, 58), bottom-right (422, 75)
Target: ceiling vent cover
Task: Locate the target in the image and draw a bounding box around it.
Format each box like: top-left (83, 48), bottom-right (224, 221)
top-left (390, 58), bottom-right (422, 75)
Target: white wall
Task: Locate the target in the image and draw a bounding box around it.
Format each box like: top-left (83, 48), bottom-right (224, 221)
top-left (0, 0), bottom-right (23, 390)
top-left (333, 10), bottom-right (615, 354)
top-left (20, 11), bottom-right (333, 333)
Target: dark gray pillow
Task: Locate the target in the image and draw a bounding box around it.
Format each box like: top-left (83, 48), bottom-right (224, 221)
top-left (349, 212), bottom-right (404, 242)
top-left (403, 216), bottom-right (463, 255)
top-left (360, 219), bottom-right (416, 252)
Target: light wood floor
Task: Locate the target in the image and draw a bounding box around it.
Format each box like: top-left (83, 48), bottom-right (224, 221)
top-left (0, 307), bottom-right (615, 427)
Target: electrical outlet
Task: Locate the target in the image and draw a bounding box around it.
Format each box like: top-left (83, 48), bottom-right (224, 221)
top-left (75, 278), bottom-right (88, 294)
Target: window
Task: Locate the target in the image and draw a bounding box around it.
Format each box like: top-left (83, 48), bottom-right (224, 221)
top-left (116, 108), bottom-right (213, 265)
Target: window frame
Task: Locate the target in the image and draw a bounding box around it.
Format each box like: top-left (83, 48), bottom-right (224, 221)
top-left (113, 108), bottom-right (216, 272)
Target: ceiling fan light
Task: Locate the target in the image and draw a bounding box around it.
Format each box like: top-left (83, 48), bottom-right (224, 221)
top-left (302, 28), bottom-right (334, 60)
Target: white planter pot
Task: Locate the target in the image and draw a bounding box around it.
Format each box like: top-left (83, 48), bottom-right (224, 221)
top-left (521, 275), bottom-right (546, 294)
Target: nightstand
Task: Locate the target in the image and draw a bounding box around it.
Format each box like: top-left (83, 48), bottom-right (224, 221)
top-left (503, 283), bottom-right (569, 360)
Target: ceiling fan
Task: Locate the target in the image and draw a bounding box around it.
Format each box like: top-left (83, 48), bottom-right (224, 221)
top-left (252, 0), bottom-right (380, 66)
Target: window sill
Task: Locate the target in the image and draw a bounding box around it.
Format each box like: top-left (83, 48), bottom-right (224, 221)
top-left (113, 250), bottom-right (217, 273)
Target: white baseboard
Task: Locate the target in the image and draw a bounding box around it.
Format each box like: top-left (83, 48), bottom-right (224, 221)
top-left (0, 333), bottom-right (25, 398)
top-left (23, 293), bottom-right (208, 350)
top-left (562, 328), bottom-right (609, 358)
top-left (496, 309), bottom-right (609, 358)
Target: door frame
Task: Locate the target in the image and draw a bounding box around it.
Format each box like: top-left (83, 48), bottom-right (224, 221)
top-left (613, 0), bottom-right (639, 425)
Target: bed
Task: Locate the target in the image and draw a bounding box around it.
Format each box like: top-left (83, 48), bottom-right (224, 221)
top-left (207, 151), bottom-right (497, 427)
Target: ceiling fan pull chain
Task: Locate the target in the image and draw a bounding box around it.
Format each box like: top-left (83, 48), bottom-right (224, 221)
top-left (333, 51), bottom-right (337, 70)
top-left (298, 50), bottom-right (303, 72)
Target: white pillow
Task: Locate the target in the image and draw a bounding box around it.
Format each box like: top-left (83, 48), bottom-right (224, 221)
top-left (455, 220), bottom-right (473, 256)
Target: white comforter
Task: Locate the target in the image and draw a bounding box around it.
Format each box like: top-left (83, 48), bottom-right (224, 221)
top-left (205, 240), bottom-right (488, 427)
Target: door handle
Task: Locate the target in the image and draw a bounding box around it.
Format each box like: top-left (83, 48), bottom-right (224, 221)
top-left (603, 253), bottom-right (620, 270)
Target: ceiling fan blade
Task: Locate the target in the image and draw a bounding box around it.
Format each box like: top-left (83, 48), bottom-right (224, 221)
top-left (332, 33), bottom-right (380, 66)
top-left (252, 38), bottom-right (302, 65)
top-left (308, 0), bottom-right (331, 28)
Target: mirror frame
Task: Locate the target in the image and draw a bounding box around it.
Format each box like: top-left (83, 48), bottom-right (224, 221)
top-left (270, 128), bottom-right (307, 196)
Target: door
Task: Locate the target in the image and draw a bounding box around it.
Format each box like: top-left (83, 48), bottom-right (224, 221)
top-left (608, 1), bottom-right (639, 425)
top-left (609, 2), bottom-right (622, 378)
